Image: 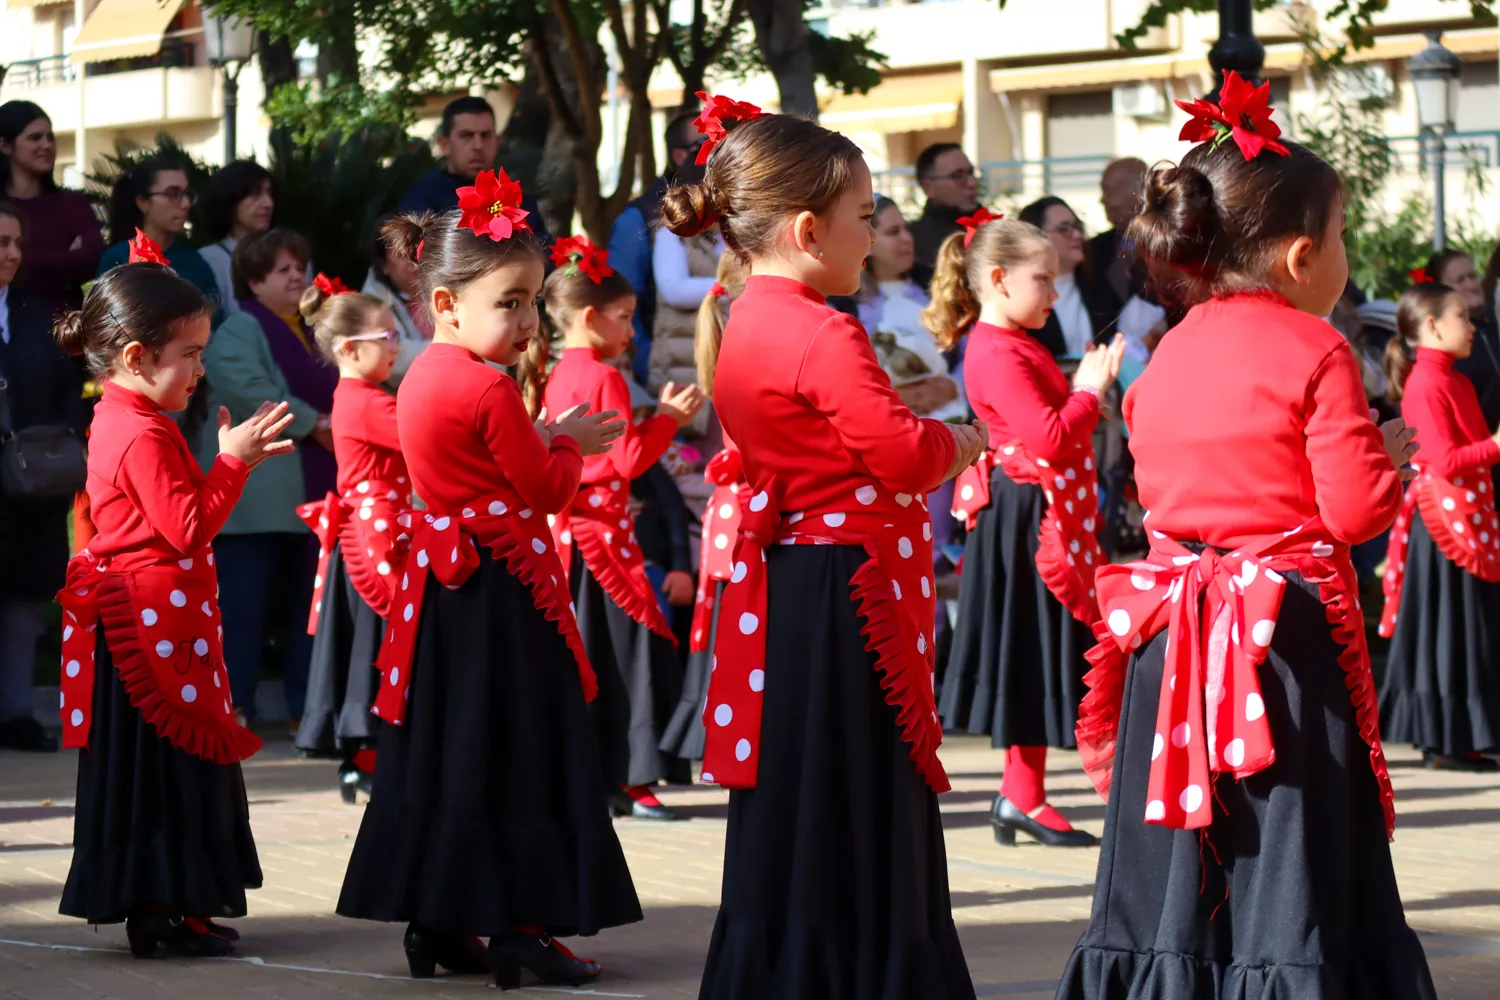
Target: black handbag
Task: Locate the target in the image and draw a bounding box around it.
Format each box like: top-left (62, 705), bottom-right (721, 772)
top-left (0, 373), bottom-right (88, 500)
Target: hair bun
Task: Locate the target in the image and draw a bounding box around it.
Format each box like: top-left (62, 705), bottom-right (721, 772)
top-left (1132, 164), bottom-right (1222, 270)
top-left (660, 182), bottom-right (717, 239)
top-left (298, 285), bottom-right (329, 322)
top-left (53, 310), bottom-right (87, 357)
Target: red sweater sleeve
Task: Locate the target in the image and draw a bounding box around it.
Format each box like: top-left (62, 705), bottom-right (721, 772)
top-left (475, 379), bottom-right (582, 514)
top-left (1305, 342), bottom-right (1404, 542)
top-left (598, 369), bottom-right (676, 481)
top-left (995, 355), bottom-right (1100, 463)
top-left (798, 312), bottom-right (955, 493)
top-left (1403, 377), bottom-right (1500, 477)
top-left (116, 429), bottom-right (249, 555)
top-left (363, 391), bottom-right (403, 452)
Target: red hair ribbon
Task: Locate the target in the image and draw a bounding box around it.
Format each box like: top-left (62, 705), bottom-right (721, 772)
top-left (709, 282), bottom-right (726, 299)
top-left (415, 239), bottom-right (424, 262)
top-left (313, 273), bottom-right (352, 297)
top-left (127, 228), bottom-right (169, 266)
top-left (956, 207), bottom-right (1002, 248)
top-left (693, 91), bottom-right (768, 166)
top-left (1174, 70), bottom-right (1290, 161)
top-left (456, 168), bottom-right (532, 242)
top-left (549, 235), bottom-right (615, 284)
top-left (1408, 266), bottom-right (1435, 285)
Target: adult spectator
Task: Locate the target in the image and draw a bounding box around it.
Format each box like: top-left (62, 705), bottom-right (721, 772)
top-left (199, 160), bottom-right (277, 317)
top-left (361, 215), bottom-right (432, 385)
top-left (0, 202), bottom-right (84, 751)
top-left (199, 228), bottom-right (335, 728)
top-left (1089, 157), bottom-right (1148, 304)
top-left (1429, 248), bottom-right (1500, 429)
top-left (648, 221), bottom-right (722, 402)
top-left (1018, 195), bottom-right (1121, 359)
top-left (98, 157), bottom-right (223, 323)
top-left (0, 101), bottom-right (103, 319)
top-left (398, 96), bottom-right (550, 245)
top-left (909, 142), bottom-right (980, 290)
top-left (607, 111), bottom-right (702, 383)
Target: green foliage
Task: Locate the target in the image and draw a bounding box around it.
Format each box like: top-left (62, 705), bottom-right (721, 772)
top-left (807, 26), bottom-right (886, 96)
top-left (263, 76), bottom-right (426, 148)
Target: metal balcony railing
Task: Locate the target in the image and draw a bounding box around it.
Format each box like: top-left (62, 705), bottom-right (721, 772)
top-left (0, 38), bottom-right (198, 96)
top-left (1, 55), bottom-right (78, 92)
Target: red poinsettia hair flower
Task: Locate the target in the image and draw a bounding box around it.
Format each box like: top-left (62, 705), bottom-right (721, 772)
top-left (1408, 266), bottom-right (1435, 285)
top-left (693, 91), bottom-right (768, 166)
top-left (128, 228), bottom-right (169, 266)
top-left (1174, 70), bottom-right (1290, 161)
top-left (549, 235), bottom-right (615, 284)
top-left (313, 273), bottom-right (352, 298)
top-left (456, 168), bottom-right (532, 243)
top-left (956, 207), bottom-right (1003, 248)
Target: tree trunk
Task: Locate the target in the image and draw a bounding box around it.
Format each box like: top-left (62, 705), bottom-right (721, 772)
top-left (255, 31), bottom-right (297, 101)
top-left (748, 0), bottom-right (817, 117)
top-left (316, 13), bottom-right (360, 85)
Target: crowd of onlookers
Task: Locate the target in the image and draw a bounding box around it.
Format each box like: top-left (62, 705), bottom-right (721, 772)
top-left (3, 90), bottom-right (1498, 754)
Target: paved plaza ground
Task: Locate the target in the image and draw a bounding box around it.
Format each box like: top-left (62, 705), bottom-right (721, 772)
top-left (2, 734), bottom-right (1497, 998)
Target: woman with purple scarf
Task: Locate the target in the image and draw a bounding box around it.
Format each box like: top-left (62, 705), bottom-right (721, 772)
top-left (199, 228), bottom-right (337, 730)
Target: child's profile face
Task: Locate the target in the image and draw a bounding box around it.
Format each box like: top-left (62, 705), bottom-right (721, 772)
top-left (443, 256), bottom-right (545, 366)
top-left (994, 242), bottom-right (1060, 331)
top-left (337, 308), bottom-right (401, 383)
top-left (812, 157), bottom-right (879, 297)
top-left (588, 294), bottom-right (637, 360)
top-left (1428, 291), bottom-right (1476, 358)
top-left (1289, 193), bottom-right (1349, 318)
top-left (123, 314), bottom-right (211, 413)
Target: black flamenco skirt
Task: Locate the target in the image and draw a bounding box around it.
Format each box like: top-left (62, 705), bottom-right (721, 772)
top-left (1379, 514), bottom-right (1500, 756)
top-left (659, 580), bottom-right (724, 761)
top-left (60, 630), bottom-right (262, 924)
top-left (571, 552), bottom-right (686, 787)
top-left (940, 466), bottom-right (1092, 748)
top-left (295, 543), bottom-right (382, 757)
top-left (1055, 569), bottom-right (1436, 1000)
top-left (335, 551), bottom-right (642, 937)
top-left (699, 545), bottom-right (975, 1000)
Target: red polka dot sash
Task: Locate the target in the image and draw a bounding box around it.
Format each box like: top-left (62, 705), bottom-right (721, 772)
top-left (373, 492), bottom-right (595, 725)
top-left (951, 440), bottom-right (1103, 623)
top-left (56, 551), bottom-right (262, 764)
top-left (690, 449), bottom-right (745, 653)
top-left (552, 482), bottom-right (675, 644)
top-left (703, 479), bottom-right (948, 793)
top-left (297, 478), bottom-right (412, 631)
top-left (1380, 465), bottom-right (1500, 637)
top-left (1080, 525), bottom-right (1395, 836)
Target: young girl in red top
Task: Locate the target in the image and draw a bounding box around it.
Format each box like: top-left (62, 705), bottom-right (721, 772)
top-left (533, 236), bottom-right (705, 819)
top-left (1379, 281), bottom-right (1500, 771)
top-left (929, 215), bottom-right (1124, 848)
top-left (1056, 74), bottom-right (1435, 998)
top-left (55, 235), bottom-right (294, 956)
top-left (292, 278), bottom-right (407, 801)
top-left (664, 97), bottom-right (986, 999)
top-left (334, 184), bottom-right (641, 991)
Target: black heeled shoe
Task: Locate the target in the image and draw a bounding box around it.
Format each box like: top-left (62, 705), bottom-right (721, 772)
top-left (339, 763), bottom-right (374, 804)
top-left (990, 794), bottom-right (1098, 848)
top-left (404, 922), bottom-right (491, 978)
top-left (158, 917), bottom-right (236, 957)
top-left (607, 788), bottom-right (678, 821)
top-left (204, 919), bottom-right (239, 941)
top-left (489, 931), bottom-right (601, 990)
top-left (1424, 750), bottom-right (1499, 772)
top-left (125, 914), bottom-right (160, 958)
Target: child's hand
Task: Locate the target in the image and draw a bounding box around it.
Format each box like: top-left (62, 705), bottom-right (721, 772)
top-left (550, 404), bottom-right (627, 457)
top-left (218, 402), bottom-right (296, 470)
top-left (1379, 411), bottom-right (1419, 482)
top-left (943, 420), bottom-right (988, 482)
top-left (534, 406), bottom-right (553, 448)
top-left (1074, 335), bottom-right (1126, 394)
top-left (657, 381), bottom-right (706, 428)
top-left (662, 570), bottom-right (696, 606)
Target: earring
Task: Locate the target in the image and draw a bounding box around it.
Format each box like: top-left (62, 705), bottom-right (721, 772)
top-left (816, 250), bottom-right (824, 259)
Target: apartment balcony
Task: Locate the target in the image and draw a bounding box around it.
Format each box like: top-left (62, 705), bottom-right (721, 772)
top-left (0, 40), bottom-right (219, 132)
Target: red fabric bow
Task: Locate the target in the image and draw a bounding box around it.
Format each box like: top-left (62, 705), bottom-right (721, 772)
top-left (1175, 70), bottom-right (1290, 160)
top-left (956, 207), bottom-right (1003, 248)
top-left (693, 91), bottom-right (767, 165)
top-left (313, 273), bottom-right (352, 298)
top-left (1408, 267), bottom-right (1435, 285)
top-left (709, 282), bottom-right (727, 299)
top-left (690, 449), bottom-right (745, 653)
top-left (549, 235), bottom-right (614, 284)
top-left (457, 169), bottom-right (533, 243)
top-left (128, 229), bottom-right (169, 266)
top-left (1381, 464), bottom-right (1500, 638)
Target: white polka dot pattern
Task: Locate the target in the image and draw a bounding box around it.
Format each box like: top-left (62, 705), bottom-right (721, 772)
top-left (551, 484), bottom-right (678, 645)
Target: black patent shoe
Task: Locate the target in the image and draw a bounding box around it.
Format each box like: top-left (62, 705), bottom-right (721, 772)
top-left (404, 922), bottom-right (490, 977)
top-left (338, 763), bottom-right (374, 804)
top-left (204, 919), bottom-right (239, 941)
top-left (607, 788), bottom-right (679, 821)
top-left (125, 914), bottom-right (160, 958)
top-left (489, 931), bottom-right (601, 991)
top-left (1424, 751), bottom-right (1500, 772)
top-left (159, 917), bottom-right (236, 957)
top-left (990, 793), bottom-right (1099, 848)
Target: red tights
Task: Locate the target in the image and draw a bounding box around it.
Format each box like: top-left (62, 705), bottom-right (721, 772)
top-left (1000, 746), bottom-right (1075, 832)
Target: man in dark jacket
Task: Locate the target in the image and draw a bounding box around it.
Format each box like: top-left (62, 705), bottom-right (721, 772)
top-left (398, 96), bottom-right (551, 246)
top-left (909, 142), bottom-right (980, 290)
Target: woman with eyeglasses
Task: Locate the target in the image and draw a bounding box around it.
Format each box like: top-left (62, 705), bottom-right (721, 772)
top-left (1017, 197), bottom-right (1122, 361)
top-left (98, 157), bottom-right (223, 325)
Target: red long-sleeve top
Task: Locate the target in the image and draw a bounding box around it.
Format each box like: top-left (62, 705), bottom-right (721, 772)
top-left (543, 347), bottom-right (676, 494)
top-left (1401, 347), bottom-right (1500, 477)
top-left (332, 377), bottom-right (409, 493)
top-left (86, 381), bottom-right (248, 571)
top-left (963, 322), bottom-right (1100, 461)
top-left (1126, 294), bottom-right (1403, 548)
top-left (396, 342), bottom-right (582, 516)
top-left (713, 275), bottom-right (955, 511)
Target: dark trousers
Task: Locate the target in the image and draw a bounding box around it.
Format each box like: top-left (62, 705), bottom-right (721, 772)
top-left (215, 532), bottom-right (316, 723)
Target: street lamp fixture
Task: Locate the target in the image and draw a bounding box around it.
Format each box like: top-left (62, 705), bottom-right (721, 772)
top-left (204, 10), bottom-right (256, 165)
top-left (1205, 0), bottom-right (1266, 101)
top-left (1406, 31), bottom-right (1463, 251)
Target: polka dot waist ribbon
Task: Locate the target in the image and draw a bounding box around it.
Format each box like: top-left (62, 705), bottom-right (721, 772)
top-left (690, 449), bottom-right (745, 653)
top-left (703, 479), bottom-right (949, 793)
top-left (950, 440), bottom-right (1103, 623)
top-left (1380, 463), bottom-right (1500, 638)
top-left (56, 550), bottom-right (262, 764)
top-left (297, 477), bottom-right (413, 632)
top-left (1081, 526), bottom-right (1393, 834)
top-left (553, 481), bottom-right (675, 644)
top-left (373, 492), bottom-right (595, 726)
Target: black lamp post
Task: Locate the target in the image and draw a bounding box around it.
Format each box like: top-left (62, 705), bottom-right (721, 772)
top-left (204, 12), bottom-right (256, 164)
top-left (1206, 0), bottom-right (1266, 100)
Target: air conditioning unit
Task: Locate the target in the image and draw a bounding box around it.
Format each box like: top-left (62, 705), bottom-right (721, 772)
top-left (1113, 82), bottom-right (1168, 120)
top-left (1338, 64), bottom-right (1394, 101)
